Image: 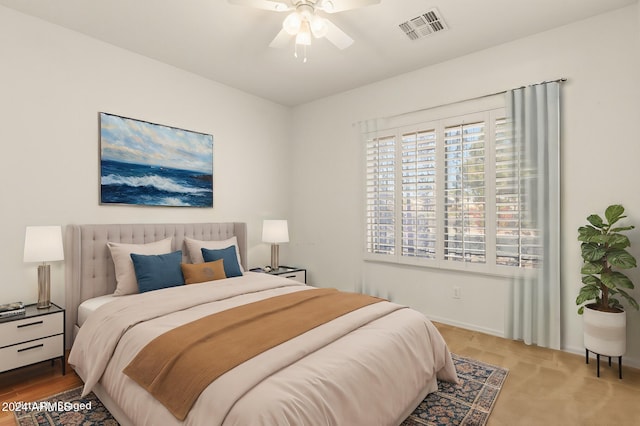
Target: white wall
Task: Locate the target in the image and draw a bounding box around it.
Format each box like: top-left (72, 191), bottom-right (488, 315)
top-left (0, 6), bottom-right (292, 306)
top-left (290, 5), bottom-right (640, 365)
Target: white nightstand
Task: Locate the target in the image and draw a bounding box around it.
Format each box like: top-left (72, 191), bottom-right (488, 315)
top-left (252, 266), bottom-right (307, 284)
top-left (0, 303), bottom-right (65, 375)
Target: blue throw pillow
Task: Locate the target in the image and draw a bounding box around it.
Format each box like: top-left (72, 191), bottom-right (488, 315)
top-left (201, 246), bottom-right (243, 278)
top-left (130, 250), bottom-right (185, 293)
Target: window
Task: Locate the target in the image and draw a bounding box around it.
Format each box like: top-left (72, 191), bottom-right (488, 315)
top-left (364, 108), bottom-right (538, 274)
top-left (366, 135), bottom-right (396, 255)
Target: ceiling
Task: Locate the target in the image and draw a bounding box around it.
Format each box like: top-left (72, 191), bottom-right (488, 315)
top-left (0, 0), bottom-right (636, 106)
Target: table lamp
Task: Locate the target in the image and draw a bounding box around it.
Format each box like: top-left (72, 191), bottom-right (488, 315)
top-left (262, 220), bottom-right (289, 270)
top-left (23, 226), bottom-right (64, 309)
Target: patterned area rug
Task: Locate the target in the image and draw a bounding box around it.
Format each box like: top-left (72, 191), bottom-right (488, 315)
top-left (402, 354), bottom-right (509, 426)
top-left (14, 354), bottom-right (507, 426)
top-left (12, 387), bottom-right (117, 426)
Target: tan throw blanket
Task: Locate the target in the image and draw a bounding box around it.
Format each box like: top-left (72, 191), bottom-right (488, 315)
top-left (123, 288), bottom-right (383, 420)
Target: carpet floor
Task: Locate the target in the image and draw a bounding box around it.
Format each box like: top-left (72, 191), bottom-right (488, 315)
top-left (14, 354), bottom-right (507, 426)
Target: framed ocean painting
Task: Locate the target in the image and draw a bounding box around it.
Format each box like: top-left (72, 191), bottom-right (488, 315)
top-left (99, 112), bottom-right (213, 207)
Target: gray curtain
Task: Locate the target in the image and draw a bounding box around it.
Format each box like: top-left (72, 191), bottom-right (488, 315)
top-left (504, 82), bottom-right (561, 350)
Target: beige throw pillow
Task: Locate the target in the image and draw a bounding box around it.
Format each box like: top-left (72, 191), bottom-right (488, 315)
top-left (107, 237), bottom-right (173, 295)
top-left (183, 236), bottom-right (244, 272)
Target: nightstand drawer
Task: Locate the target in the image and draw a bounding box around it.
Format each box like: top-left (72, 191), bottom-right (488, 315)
top-left (280, 270), bottom-right (306, 283)
top-left (0, 311), bottom-right (63, 348)
top-left (0, 334), bottom-right (63, 372)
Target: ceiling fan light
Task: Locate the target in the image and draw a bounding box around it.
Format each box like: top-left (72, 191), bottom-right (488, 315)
top-left (283, 12), bottom-right (302, 35)
top-left (295, 21), bottom-right (312, 46)
top-left (310, 15), bottom-right (328, 38)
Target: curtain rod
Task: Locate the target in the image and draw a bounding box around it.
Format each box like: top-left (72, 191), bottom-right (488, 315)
top-left (374, 78), bottom-right (567, 122)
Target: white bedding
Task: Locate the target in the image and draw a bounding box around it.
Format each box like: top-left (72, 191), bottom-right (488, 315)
top-left (77, 294), bottom-right (117, 327)
top-left (69, 272), bottom-right (457, 426)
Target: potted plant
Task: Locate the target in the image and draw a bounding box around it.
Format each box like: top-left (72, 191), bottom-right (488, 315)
top-left (577, 204), bottom-right (638, 358)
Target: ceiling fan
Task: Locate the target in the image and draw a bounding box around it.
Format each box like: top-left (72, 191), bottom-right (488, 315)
top-left (228, 0), bottom-right (381, 62)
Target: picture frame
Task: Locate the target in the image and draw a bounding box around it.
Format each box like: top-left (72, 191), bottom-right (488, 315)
top-left (99, 112), bottom-right (213, 207)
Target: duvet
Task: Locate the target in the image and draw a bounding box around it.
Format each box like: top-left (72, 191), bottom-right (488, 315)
top-left (69, 272), bottom-right (457, 426)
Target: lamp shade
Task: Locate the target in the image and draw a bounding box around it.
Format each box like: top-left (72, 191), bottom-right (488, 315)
top-left (24, 226), bottom-right (64, 263)
top-left (262, 220), bottom-right (289, 244)
top-left (283, 11), bottom-right (302, 35)
top-left (310, 15), bottom-right (328, 38)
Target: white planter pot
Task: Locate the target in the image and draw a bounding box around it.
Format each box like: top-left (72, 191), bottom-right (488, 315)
top-left (583, 305), bottom-right (626, 356)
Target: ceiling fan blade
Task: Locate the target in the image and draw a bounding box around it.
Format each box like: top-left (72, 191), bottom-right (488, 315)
top-left (324, 19), bottom-right (353, 50)
top-left (269, 28), bottom-right (292, 48)
top-left (317, 0), bottom-right (381, 13)
top-left (227, 0), bottom-right (291, 12)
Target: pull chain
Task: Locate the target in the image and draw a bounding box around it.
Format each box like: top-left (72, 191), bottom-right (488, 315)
top-left (294, 44), bottom-right (308, 63)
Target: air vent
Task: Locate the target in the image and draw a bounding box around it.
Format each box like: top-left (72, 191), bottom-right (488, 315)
top-left (398, 8), bottom-right (448, 41)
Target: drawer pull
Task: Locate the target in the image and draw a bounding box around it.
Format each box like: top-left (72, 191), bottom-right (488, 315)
top-left (285, 275), bottom-right (297, 279)
top-left (18, 343), bottom-right (44, 353)
top-left (17, 321), bottom-right (44, 328)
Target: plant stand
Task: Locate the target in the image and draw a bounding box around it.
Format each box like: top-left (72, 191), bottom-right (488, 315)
top-left (585, 349), bottom-right (622, 379)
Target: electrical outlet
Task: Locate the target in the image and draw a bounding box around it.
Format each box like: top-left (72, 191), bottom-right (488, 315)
top-left (453, 286), bottom-right (461, 299)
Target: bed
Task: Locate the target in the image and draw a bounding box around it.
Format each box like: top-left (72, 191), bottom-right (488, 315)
top-left (65, 222), bottom-right (457, 426)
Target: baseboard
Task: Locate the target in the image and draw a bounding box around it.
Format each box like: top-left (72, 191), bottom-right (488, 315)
top-left (426, 315), bottom-right (503, 338)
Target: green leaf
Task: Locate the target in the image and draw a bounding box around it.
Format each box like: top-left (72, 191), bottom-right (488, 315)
top-left (581, 243), bottom-right (606, 262)
top-left (605, 205), bottom-right (625, 226)
top-left (581, 275), bottom-right (601, 286)
top-left (614, 287), bottom-right (626, 296)
top-left (608, 250), bottom-right (637, 269)
top-left (578, 226), bottom-right (601, 242)
top-left (617, 289), bottom-right (640, 310)
top-left (607, 234), bottom-right (631, 249)
top-left (581, 262), bottom-right (603, 275)
top-left (601, 271), bottom-right (634, 289)
top-left (581, 283), bottom-right (601, 292)
top-left (576, 285), bottom-right (600, 305)
top-left (576, 294), bottom-right (597, 306)
top-left (610, 225), bottom-right (635, 233)
top-left (587, 214), bottom-right (605, 228)
top-left (600, 272), bottom-right (617, 289)
top-left (588, 234), bottom-right (609, 245)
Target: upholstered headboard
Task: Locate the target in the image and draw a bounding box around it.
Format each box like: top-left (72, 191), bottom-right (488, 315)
top-left (64, 222), bottom-right (247, 348)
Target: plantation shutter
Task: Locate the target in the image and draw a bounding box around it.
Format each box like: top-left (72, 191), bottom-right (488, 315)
top-left (443, 121), bottom-right (486, 263)
top-left (495, 117), bottom-right (541, 268)
top-left (365, 135), bottom-right (396, 255)
top-left (401, 129), bottom-right (437, 258)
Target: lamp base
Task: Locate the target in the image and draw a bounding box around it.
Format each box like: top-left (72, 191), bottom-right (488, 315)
top-left (37, 264), bottom-right (51, 309)
top-left (270, 244), bottom-right (280, 270)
